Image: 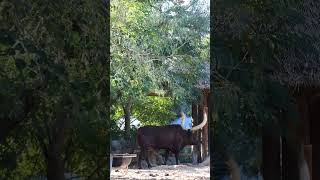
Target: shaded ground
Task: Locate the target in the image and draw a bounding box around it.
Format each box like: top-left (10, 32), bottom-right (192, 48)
top-left (111, 164), bottom-right (210, 180)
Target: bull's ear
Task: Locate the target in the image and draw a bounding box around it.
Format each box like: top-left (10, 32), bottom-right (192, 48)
top-left (187, 129), bottom-right (191, 134)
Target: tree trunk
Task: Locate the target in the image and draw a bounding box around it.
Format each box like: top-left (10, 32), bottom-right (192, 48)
top-left (123, 101), bottom-right (132, 138)
top-left (47, 145), bottom-right (65, 180)
top-left (46, 111), bottom-right (70, 180)
top-left (282, 137), bottom-right (300, 180)
top-left (310, 96), bottom-right (320, 180)
top-left (197, 105), bottom-right (203, 162)
top-left (202, 107), bottom-right (208, 158)
top-left (262, 134), bottom-right (281, 180)
top-left (192, 104), bottom-right (199, 164)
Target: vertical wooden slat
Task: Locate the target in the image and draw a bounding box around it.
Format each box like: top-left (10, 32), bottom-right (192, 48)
top-left (198, 104), bottom-right (203, 162)
top-left (202, 89), bottom-right (209, 158)
top-left (192, 103), bottom-right (201, 163)
top-left (202, 106), bottom-right (208, 158)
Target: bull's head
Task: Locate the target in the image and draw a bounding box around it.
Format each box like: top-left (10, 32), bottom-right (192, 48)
top-left (186, 129), bottom-right (199, 145)
top-left (185, 113), bottom-right (208, 146)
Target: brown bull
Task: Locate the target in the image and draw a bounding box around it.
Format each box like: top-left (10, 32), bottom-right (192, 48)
top-left (136, 113), bottom-right (207, 168)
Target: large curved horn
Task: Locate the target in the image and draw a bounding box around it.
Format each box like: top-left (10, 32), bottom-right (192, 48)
top-left (191, 112), bottom-right (208, 131)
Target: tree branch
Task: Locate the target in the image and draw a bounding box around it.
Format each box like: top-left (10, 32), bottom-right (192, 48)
top-left (226, 51), bottom-right (248, 79)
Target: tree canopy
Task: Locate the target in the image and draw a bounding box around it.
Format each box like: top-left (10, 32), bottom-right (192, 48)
top-left (110, 0), bottom-right (209, 137)
top-left (212, 0), bottom-right (318, 177)
top-left (0, 0), bottom-right (108, 179)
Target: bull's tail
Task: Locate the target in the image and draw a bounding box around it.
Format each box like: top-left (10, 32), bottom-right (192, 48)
top-left (134, 129), bottom-right (141, 154)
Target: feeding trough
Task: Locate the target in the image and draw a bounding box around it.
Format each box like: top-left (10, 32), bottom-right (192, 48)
top-left (111, 153), bottom-right (137, 171)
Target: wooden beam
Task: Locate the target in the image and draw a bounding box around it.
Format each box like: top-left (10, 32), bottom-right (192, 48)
top-left (192, 104), bottom-right (202, 163)
top-left (198, 105), bottom-right (203, 162)
top-left (202, 107), bottom-right (208, 158)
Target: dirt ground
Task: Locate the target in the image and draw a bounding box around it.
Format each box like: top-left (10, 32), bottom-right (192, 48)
top-left (111, 164), bottom-right (210, 180)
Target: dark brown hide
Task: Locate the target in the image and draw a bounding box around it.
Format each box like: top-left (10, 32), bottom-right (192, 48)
top-left (136, 125), bottom-right (198, 168)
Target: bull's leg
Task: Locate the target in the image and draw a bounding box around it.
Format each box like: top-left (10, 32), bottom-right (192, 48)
top-left (164, 150), bottom-right (169, 165)
top-left (175, 153), bottom-right (179, 165)
top-left (138, 149), bottom-right (143, 169)
top-left (145, 149), bottom-right (152, 168)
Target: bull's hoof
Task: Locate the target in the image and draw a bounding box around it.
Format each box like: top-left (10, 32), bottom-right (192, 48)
top-left (148, 165), bottom-right (152, 169)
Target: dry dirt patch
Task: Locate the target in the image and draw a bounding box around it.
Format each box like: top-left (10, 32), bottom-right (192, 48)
top-left (111, 164), bottom-right (210, 180)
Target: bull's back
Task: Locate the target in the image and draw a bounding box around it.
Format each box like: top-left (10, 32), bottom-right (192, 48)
top-left (137, 125), bottom-right (182, 149)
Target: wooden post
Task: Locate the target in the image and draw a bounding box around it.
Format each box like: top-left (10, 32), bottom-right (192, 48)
top-left (202, 107), bottom-right (208, 158)
top-left (202, 89), bottom-right (209, 159)
top-left (192, 104), bottom-right (201, 163)
top-left (197, 105), bottom-right (203, 162)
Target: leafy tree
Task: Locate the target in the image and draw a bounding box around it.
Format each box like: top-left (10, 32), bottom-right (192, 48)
top-left (0, 0), bottom-right (109, 179)
top-left (111, 0), bottom-right (209, 138)
top-left (212, 0), bottom-right (316, 178)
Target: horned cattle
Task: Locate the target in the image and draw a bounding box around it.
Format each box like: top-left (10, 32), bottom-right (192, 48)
top-left (136, 113), bottom-right (207, 168)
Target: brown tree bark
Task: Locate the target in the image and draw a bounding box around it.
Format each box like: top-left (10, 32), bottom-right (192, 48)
top-left (197, 105), bottom-right (203, 162)
top-left (262, 134), bottom-right (281, 180)
top-left (123, 100), bottom-right (132, 138)
top-left (47, 144), bottom-right (65, 180)
top-left (45, 128), bottom-right (66, 180)
top-left (202, 107), bottom-right (209, 158)
top-left (282, 137), bottom-right (300, 180)
top-left (310, 96), bottom-right (320, 180)
top-left (45, 109), bottom-right (70, 180)
top-left (192, 104), bottom-right (199, 164)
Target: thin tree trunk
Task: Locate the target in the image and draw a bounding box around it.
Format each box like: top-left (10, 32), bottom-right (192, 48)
top-left (123, 100), bottom-right (132, 138)
top-left (310, 96), bottom-right (320, 180)
top-left (46, 112), bottom-right (70, 180)
top-left (262, 134), bottom-right (281, 180)
top-left (282, 137), bottom-right (300, 180)
top-left (191, 104), bottom-right (199, 164)
top-left (47, 145), bottom-right (65, 180)
top-left (262, 122), bottom-right (281, 180)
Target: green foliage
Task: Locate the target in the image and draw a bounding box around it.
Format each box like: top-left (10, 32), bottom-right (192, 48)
top-left (212, 0), bottom-right (310, 176)
top-left (0, 0), bottom-right (109, 179)
top-left (110, 96), bottom-right (176, 139)
top-left (111, 0), bottom-right (209, 102)
top-left (111, 0), bottom-right (209, 138)
top-left (133, 97), bottom-right (176, 126)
